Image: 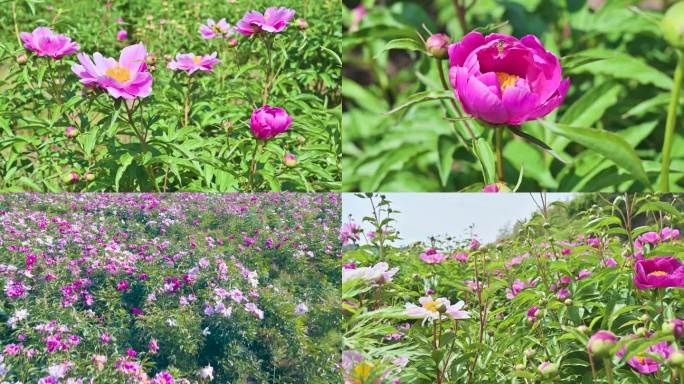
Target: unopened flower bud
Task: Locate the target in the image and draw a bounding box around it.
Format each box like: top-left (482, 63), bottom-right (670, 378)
top-left (16, 54), bottom-right (28, 64)
top-left (669, 351), bottom-right (684, 368)
top-left (85, 172), bottom-right (95, 182)
top-left (426, 33), bottom-right (450, 59)
top-left (537, 362), bottom-right (558, 378)
top-left (296, 18), bottom-right (308, 30)
top-left (588, 330), bottom-right (617, 358)
top-left (146, 54), bottom-right (156, 65)
top-left (283, 153), bottom-right (298, 168)
top-left (63, 172), bottom-right (80, 184)
top-left (576, 325), bottom-right (589, 334)
top-left (636, 327), bottom-right (647, 337)
top-left (65, 126), bottom-right (79, 138)
top-left (661, 2), bottom-right (684, 49)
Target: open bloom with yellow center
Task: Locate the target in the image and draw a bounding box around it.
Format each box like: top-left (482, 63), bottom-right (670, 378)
top-left (199, 18), bottom-right (233, 40)
top-left (235, 7), bottom-right (296, 36)
top-left (167, 52), bottom-right (220, 75)
top-left (448, 31), bottom-right (569, 125)
top-left (72, 43), bottom-right (152, 100)
top-left (341, 351), bottom-right (388, 384)
top-left (405, 296), bottom-right (470, 323)
top-left (633, 256), bottom-right (684, 289)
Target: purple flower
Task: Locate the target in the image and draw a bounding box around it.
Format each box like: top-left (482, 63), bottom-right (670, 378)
top-left (116, 29), bottom-right (128, 41)
top-left (527, 306), bottom-right (539, 322)
top-left (250, 105), bottom-right (292, 140)
top-left (481, 183), bottom-right (499, 192)
top-left (420, 248), bottom-right (448, 264)
top-left (577, 269), bottom-right (592, 280)
top-left (633, 257), bottom-right (684, 289)
top-left (617, 341), bottom-right (673, 374)
top-left (235, 7), bottom-right (296, 36)
top-left (20, 27), bottom-right (79, 59)
top-left (604, 258), bottom-right (618, 268)
top-left (448, 31), bottom-right (569, 125)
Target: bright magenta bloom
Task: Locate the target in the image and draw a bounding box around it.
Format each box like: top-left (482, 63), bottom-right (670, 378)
top-left (420, 248), bottom-right (447, 264)
top-left (72, 43), bottom-right (153, 100)
top-left (250, 105), bottom-right (292, 140)
top-left (617, 341), bottom-right (673, 374)
top-left (448, 31), bottom-right (569, 125)
top-left (633, 256), bottom-right (684, 289)
top-left (20, 27), bottom-right (79, 59)
top-left (235, 7), bottom-right (296, 36)
top-left (167, 52), bottom-right (220, 75)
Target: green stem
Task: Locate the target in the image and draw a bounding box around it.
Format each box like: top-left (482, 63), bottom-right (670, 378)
top-left (124, 101), bottom-right (159, 192)
top-left (262, 36), bottom-right (274, 105)
top-left (248, 140), bottom-right (260, 191)
top-left (659, 51), bottom-right (684, 192)
top-left (495, 127), bottom-right (504, 182)
top-left (603, 358), bottom-right (614, 384)
top-left (184, 75), bottom-right (193, 127)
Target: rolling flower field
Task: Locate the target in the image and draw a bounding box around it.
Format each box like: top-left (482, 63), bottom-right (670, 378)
top-left (342, 194), bottom-right (684, 383)
top-left (0, 0), bottom-right (341, 192)
top-left (0, 193), bottom-right (341, 383)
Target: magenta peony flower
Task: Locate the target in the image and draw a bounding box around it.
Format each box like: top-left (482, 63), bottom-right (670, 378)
top-left (235, 7), bottom-right (296, 36)
top-left (633, 256), bottom-right (684, 289)
top-left (662, 227), bottom-right (680, 241)
top-left (469, 238), bottom-right (480, 251)
top-left (617, 341), bottom-right (673, 374)
top-left (20, 27), bottom-right (79, 59)
top-left (72, 43), bottom-right (152, 100)
top-left (452, 252), bottom-right (468, 262)
top-left (604, 258), bottom-right (618, 268)
top-left (250, 105), bottom-right (292, 140)
top-left (199, 18), bottom-right (232, 39)
top-left (527, 306), bottom-right (540, 322)
top-left (448, 31), bottom-right (569, 125)
top-left (577, 269), bottom-right (592, 280)
top-left (116, 29), bottom-right (128, 41)
top-left (481, 183), bottom-right (499, 192)
top-left (167, 52), bottom-right (220, 74)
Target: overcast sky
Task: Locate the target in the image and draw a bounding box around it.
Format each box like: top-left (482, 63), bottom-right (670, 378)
top-left (342, 193), bottom-right (577, 245)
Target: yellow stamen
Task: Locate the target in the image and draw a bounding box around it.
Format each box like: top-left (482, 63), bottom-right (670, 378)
top-left (422, 300), bottom-right (440, 313)
top-left (212, 25), bottom-right (223, 33)
top-left (193, 56), bottom-right (201, 64)
top-left (105, 66), bottom-right (131, 83)
top-left (648, 270), bottom-right (668, 277)
top-left (351, 362), bottom-right (373, 383)
top-left (635, 356), bottom-right (646, 364)
top-left (496, 72), bottom-right (519, 91)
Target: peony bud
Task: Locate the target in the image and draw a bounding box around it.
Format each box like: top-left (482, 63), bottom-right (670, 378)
top-left (283, 153), bottom-right (298, 168)
top-left (116, 29), bottom-right (128, 41)
top-left (63, 172), bottom-right (80, 184)
top-left (296, 18), bottom-right (308, 30)
top-left (426, 33), bottom-right (450, 59)
top-left (587, 330), bottom-right (617, 358)
top-left (85, 172), bottom-right (95, 182)
top-left (661, 2), bottom-right (684, 49)
top-left (16, 54), bottom-right (28, 64)
top-left (65, 126), bottom-right (79, 138)
top-left (670, 350), bottom-right (684, 368)
top-left (537, 362), bottom-right (558, 378)
top-left (250, 105), bottom-right (292, 140)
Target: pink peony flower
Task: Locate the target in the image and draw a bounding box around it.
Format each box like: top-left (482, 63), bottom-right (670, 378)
top-left (235, 7), bottom-right (296, 36)
top-left (20, 27), bottom-right (79, 59)
top-left (426, 33), bottom-right (450, 59)
top-left (527, 305), bottom-right (540, 322)
top-left (72, 43), bottom-right (152, 100)
top-left (633, 257), bottom-right (684, 289)
top-left (420, 248), bottom-right (448, 264)
top-left (167, 52), bottom-right (220, 74)
top-left (557, 287), bottom-right (571, 300)
top-left (199, 18), bottom-right (232, 39)
top-left (469, 239), bottom-right (480, 251)
top-left (452, 252), bottom-right (468, 262)
top-left (577, 269), bottom-right (592, 280)
top-left (116, 29), bottom-right (128, 41)
top-left (661, 227), bottom-right (680, 241)
top-left (250, 105), bottom-right (292, 140)
top-left (448, 31), bottom-right (569, 125)
top-left (604, 258), bottom-right (618, 268)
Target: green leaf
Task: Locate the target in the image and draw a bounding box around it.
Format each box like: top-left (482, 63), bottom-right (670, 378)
top-left (437, 134), bottom-right (458, 187)
top-left (115, 153), bottom-right (134, 192)
top-left (375, 38), bottom-right (425, 58)
top-left (384, 90), bottom-right (453, 116)
top-left (540, 121), bottom-right (650, 188)
top-left (560, 82), bottom-right (622, 127)
top-left (473, 138), bottom-right (496, 184)
top-left (569, 51), bottom-right (672, 90)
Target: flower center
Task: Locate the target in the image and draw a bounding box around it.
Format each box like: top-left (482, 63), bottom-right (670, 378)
top-left (635, 356), bottom-right (646, 364)
top-left (193, 56), bottom-right (201, 64)
top-left (496, 72), bottom-right (519, 91)
top-left (422, 300), bottom-right (440, 313)
top-left (212, 25), bottom-right (223, 33)
top-left (105, 66), bottom-right (131, 83)
top-left (648, 270), bottom-right (668, 277)
top-left (351, 362), bottom-right (373, 382)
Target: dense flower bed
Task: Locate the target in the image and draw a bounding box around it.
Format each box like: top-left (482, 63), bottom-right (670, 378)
top-left (0, 193), bottom-right (340, 383)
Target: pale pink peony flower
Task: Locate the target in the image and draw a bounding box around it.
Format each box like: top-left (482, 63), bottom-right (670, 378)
top-left (235, 7), bottom-right (296, 36)
top-left (20, 27), bottom-right (79, 59)
top-left (72, 43), bottom-right (153, 100)
top-left (167, 52), bottom-right (220, 74)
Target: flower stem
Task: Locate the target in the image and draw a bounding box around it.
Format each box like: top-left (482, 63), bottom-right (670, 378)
top-left (603, 358), bottom-right (614, 384)
top-left (659, 51), bottom-right (684, 192)
top-left (184, 76), bottom-right (193, 127)
top-left (262, 36), bottom-right (274, 105)
top-left (124, 101), bottom-right (159, 192)
top-left (495, 127), bottom-right (504, 182)
top-left (248, 140), bottom-right (260, 191)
